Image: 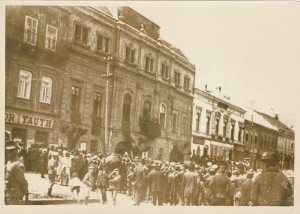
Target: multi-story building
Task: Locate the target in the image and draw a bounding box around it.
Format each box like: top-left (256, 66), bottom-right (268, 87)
top-left (6, 6), bottom-right (196, 162)
top-left (5, 6), bottom-right (70, 147)
top-left (191, 87), bottom-right (246, 163)
top-left (243, 107), bottom-right (278, 170)
top-left (256, 112), bottom-right (294, 170)
top-left (110, 7), bottom-right (195, 161)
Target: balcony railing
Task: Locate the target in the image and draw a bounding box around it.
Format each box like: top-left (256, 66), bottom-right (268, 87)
top-left (139, 116), bottom-right (161, 140)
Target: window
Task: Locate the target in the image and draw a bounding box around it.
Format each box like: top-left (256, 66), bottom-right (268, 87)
top-left (255, 134), bottom-right (258, 144)
top-left (75, 24), bottom-right (88, 45)
top-left (223, 121), bottom-right (227, 137)
top-left (71, 86), bottom-right (81, 111)
top-left (90, 139), bottom-right (98, 153)
top-left (97, 34), bottom-right (109, 53)
top-left (174, 71), bottom-right (181, 85)
top-left (215, 113), bottom-right (220, 135)
top-left (93, 92), bottom-right (102, 116)
top-left (206, 111), bottom-right (211, 134)
top-left (125, 46), bottom-right (136, 63)
top-left (184, 76), bottom-right (190, 90)
top-left (161, 63), bottom-right (169, 79)
top-left (182, 117), bottom-right (187, 135)
top-left (238, 127), bottom-right (242, 141)
top-left (231, 121), bottom-right (235, 140)
top-left (143, 101), bottom-right (151, 118)
top-left (160, 104), bottom-right (166, 130)
top-left (40, 76), bottom-right (52, 103)
top-left (24, 16), bottom-right (38, 45)
top-left (145, 56), bottom-right (154, 72)
top-left (172, 113), bottom-right (177, 133)
top-left (45, 25), bottom-right (58, 51)
top-left (196, 113), bottom-right (200, 132)
top-left (122, 94), bottom-right (131, 122)
top-left (159, 148), bottom-right (164, 161)
top-left (245, 132), bottom-right (248, 141)
top-left (18, 70), bottom-right (32, 99)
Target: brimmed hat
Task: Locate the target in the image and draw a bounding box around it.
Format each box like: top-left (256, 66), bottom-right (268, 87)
top-left (151, 161), bottom-right (161, 167)
top-left (211, 164), bottom-right (218, 169)
top-left (5, 141), bottom-right (18, 150)
top-left (88, 166), bottom-right (95, 169)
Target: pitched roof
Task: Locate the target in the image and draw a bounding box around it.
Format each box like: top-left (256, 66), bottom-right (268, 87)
top-left (255, 111), bottom-right (294, 134)
top-left (161, 39), bottom-right (189, 61)
top-left (243, 107), bottom-right (278, 131)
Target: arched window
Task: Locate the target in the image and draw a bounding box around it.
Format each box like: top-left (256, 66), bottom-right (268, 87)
top-left (160, 104), bottom-right (166, 130)
top-left (122, 94), bottom-right (131, 122)
top-left (143, 101), bottom-right (151, 118)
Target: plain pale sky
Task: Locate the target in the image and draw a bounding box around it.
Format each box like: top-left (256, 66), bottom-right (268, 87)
top-left (128, 1), bottom-right (300, 127)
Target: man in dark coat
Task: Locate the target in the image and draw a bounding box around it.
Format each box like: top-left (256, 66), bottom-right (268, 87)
top-left (240, 171), bottom-right (254, 206)
top-left (147, 161), bottom-right (164, 206)
top-left (131, 159), bottom-right (146, 206)
top-left (251, 152), bottom-right (293, 206)
top-left (209, 166), bottom-right (230, 206)
top-left (181, 163), bottom-right (198, 206)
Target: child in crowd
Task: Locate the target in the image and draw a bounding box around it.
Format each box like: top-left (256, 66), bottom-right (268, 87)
top-left (82, 166), bottom-right (95, 205)
top-left (69, 173), bottom-right (81, 202)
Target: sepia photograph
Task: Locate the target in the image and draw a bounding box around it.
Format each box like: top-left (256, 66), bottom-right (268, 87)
top-left (2, 1), bottom-right (299, 213)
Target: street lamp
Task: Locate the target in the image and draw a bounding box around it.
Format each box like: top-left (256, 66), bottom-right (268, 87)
top-left (101, 55), bottom-right (113, 154)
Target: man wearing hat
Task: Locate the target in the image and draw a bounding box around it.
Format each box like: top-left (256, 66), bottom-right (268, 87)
top-left (109, 168), bottom-right (121, 205)
top-left (209, 166), bottom-right (230, 206)
top-left (5, 141), bottom-right (28, 205)
top-left (251, 152), bottom-right (293, 206)
top-left (47, 151), bottom-right (59, 197)
top-left (147, 161), bottom-right (164, 206)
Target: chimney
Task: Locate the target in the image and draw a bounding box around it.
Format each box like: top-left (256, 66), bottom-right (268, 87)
top-left (216, 86), bottom-right (221, 93)
top-left (275, 114), bottom-right (279, 120)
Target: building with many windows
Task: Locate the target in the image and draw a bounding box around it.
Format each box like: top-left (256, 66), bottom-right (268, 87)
top-left (5, 6), bottom-right (196, 161)
top-left (5, 6), bottom-right (70, 147)
top-left (191, 87), bottom-right (246, 163)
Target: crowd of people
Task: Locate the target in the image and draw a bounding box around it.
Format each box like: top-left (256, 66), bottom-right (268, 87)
top-left (5, 141), bottom-right (294, 206)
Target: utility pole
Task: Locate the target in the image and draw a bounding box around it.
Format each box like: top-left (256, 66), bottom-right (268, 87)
top-left (101, 56), bottom-right (113, 154)
top-left (251, 115), bottom-right (255, 170)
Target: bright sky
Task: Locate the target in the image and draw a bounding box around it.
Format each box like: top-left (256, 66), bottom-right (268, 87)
top-left (128, 1), bottom-right (300, 127)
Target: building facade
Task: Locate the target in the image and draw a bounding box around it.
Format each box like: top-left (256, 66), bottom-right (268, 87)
top-left (257, 112), bottom-right (294, 170)
top-left (243, 107), bottom-right (278, 170)
top-left (5, 6), bottom-right (196, 162)
top-left (191, 88), bottom-right (245, 164)
top-left (110, 7), bottom-right (195, 161)
top-left (5, 6), bottom-right (70, 148)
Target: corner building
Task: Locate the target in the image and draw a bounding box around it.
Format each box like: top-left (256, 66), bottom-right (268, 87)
top-left (5, 6), bottom-right (70, 147)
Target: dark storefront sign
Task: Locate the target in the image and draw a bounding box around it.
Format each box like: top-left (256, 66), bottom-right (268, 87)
top-left (193, 136), bottom-right (205, 145)
top-left (5, 112), bottom-right (54, 129)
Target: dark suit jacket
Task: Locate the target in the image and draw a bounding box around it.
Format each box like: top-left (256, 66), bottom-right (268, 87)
top-left (132, 165), bottom-right (146, 187)
top-left (147, 169), bottom-right (164, 192)
top-left (181, 171), bottom-right (198, 197)
top-left (209, 174), bottom-right (230, 199)
top-left (240, 179), bottom-right (253, 206)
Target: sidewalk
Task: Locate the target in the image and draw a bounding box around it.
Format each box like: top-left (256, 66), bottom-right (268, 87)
top-left (25, 172), bottom-right (101, 205)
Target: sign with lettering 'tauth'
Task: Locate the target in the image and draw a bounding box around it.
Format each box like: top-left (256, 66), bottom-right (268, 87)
top-left (5, 112), bottom-right (54, 129)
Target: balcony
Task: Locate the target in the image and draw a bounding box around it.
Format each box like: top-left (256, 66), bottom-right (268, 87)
top-left (91, 116), bottom-right (102, 136)
top-left (139, 116), bottom-right (161, 140)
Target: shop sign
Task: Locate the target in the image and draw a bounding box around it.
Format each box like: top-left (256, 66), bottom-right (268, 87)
top-left (193, 136), bottom-right (205, 145)
top-left (5, 112), bottom-right (53, 129)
